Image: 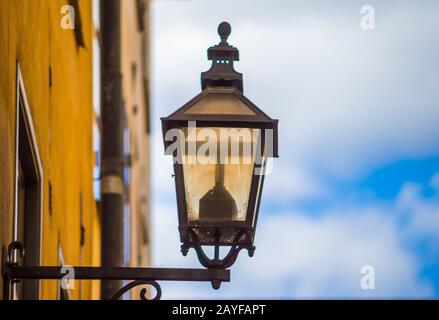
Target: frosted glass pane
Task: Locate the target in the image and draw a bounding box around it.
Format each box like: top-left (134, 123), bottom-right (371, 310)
top-left (182, 127), bottom-right (260, 222)
top-left (184, 92), bottom-right (256, 115)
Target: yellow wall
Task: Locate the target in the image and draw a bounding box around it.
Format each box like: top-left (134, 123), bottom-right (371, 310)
top-left (0, 0), bottom-right (99, 299)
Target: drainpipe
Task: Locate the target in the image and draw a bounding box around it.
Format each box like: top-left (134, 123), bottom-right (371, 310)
top-left (100, 0), bottom-right (124, 300)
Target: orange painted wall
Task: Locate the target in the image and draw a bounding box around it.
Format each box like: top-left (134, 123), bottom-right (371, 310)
top-left (0, 0), bottom-right (100, 299)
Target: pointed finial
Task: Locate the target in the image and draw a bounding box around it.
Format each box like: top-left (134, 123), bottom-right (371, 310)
top-left (218, 22), bottom-right (231, 44)
top-left (201, 22), bottom-right (243, 92)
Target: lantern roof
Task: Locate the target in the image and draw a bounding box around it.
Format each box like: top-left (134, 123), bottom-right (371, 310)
top-left (161, 21), bottom-right (279, 157)
top-left (161, 86), bottom-right (279, 158)
top-left (162, 86), bottom-right (276, 123)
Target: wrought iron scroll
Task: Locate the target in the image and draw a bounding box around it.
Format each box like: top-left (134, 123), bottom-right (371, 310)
top-left (181, 228), bottom-right (255, 274)
top-left (2, 241), bottom-right (229, 300)
top-left (110, 280), bottom-right (162, 300)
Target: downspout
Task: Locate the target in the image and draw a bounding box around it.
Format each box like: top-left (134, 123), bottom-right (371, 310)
top-left (100, 0), bottom-right (124, 300)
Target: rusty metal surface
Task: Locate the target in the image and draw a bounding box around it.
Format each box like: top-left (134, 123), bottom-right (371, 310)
top-left (6, 266), bottom-right (230, 282)
top-left (2, 241), bottom-right (230, 300)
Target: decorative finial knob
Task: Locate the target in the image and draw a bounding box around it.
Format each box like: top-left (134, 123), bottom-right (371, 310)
top-left (218, 22), bottom-right (231, 43)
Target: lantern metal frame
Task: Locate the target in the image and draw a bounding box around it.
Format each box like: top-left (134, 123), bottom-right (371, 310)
top-left (2, 241), bottom-right (230, 300)
top-left (161, 22), bottom-right (278, 269)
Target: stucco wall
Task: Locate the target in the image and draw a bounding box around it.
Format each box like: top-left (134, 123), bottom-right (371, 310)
top-left (0, 0), bottom-right (100, 299)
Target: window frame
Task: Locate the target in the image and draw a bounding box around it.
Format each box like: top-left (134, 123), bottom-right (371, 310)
top-left (13, 62), bottom-right (44, 299)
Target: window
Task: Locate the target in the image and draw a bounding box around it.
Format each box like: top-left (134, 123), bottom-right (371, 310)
top-left (136, 0), bottom-right (146, 32)
top-left (69, 0), bottom-right (85, 48)
top-left (13, 63), bottom-right (43, 300)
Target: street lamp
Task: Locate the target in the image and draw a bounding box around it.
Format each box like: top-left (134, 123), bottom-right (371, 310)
top-left (2, 21), bottom-right (278, 300)
top-left (161, 22), bottom-right (278, 273)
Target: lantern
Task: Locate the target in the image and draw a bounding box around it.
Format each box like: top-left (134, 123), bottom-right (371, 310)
top-left (161, 22), bottom-right (278, 269)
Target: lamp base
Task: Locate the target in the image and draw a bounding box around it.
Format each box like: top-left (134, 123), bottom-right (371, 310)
top-left (199, 185), bottom-right (238, 221)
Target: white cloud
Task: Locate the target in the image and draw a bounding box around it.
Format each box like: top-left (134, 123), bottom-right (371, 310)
top-left (152, 0), bottom-right (439, 181)
top-left (151, 132), bottom-right (175, 199)
top-left (152, 201), bottom-right (433, 299)
top-left (150, 0), bottom-right (439, 299)
top-left (397, 181), bottom-right (439, 246)
top-left (263, 162), bottom-right (327, 202)
top-left (430, 173), bottom-right (439, 191)
top-left (244, 210), bottom-right (431, 298)
top-left (151, 169), bottom-right (439, 299)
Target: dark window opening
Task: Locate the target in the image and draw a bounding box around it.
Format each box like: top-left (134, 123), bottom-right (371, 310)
top-left (136, 0), bottom-right (146, 32)
top-left (69, 0), bottom-right (86, 48)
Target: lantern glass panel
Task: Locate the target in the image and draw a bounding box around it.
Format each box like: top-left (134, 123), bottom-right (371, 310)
top-left (183, 88), bottom-right (256, 116)
top-left (181, 127), bottom-right (260, 222)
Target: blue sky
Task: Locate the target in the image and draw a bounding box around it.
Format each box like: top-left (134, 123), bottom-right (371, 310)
top-left (150, 0), bottom-right (439, 298)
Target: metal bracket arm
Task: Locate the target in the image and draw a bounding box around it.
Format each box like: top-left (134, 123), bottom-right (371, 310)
top-left (2, 242), bottom-right (230, 300)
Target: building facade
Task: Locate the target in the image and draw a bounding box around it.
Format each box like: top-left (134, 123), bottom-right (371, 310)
top-left (120, 0), bottom-right (152, 272)
top-left (0, 0), bottom-right (151, 300)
